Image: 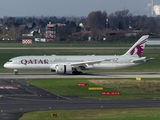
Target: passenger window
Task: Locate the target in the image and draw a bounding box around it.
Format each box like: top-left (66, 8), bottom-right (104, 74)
top-left (9, 60), bottom-right (12, 62)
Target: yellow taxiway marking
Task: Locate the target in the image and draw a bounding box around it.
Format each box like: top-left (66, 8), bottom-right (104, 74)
top-left (88, 87), bottom-right (103, 90)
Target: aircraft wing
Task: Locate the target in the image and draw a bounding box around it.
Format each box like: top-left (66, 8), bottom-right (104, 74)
top-left (70, 58), bottom-right (115, 68)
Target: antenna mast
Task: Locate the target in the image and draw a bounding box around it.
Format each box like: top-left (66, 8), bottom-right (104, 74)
top-left (152, 0), bottom-right (154, 17)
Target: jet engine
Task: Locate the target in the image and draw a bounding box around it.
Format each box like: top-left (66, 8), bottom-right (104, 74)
top-left (55, 65), bottom-right (72, 74)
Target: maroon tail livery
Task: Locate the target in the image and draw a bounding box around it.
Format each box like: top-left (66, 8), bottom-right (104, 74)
top-left (124, 35), bottom-right (149, 58)
top-left (130, 39), bottom-right (147, 58)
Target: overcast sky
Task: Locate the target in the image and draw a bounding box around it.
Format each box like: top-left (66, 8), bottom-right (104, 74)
top-left (0, 0), bottom-right (160, 17)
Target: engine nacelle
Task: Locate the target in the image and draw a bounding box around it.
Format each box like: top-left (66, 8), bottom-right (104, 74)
top-left (55, 65), bottom-right (72, 74)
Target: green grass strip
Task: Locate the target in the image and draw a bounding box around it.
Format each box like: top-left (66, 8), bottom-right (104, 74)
top-left (28, 78), bottom-right (160, 99)
top-left (19, 108), bottom-right (160, 120)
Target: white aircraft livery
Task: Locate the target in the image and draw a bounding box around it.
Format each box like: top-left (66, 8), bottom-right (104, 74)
top-left (4, 35), bottom-right (153, 75)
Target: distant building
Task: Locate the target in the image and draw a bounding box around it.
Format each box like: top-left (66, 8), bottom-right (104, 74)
top-left (22, 27), bottom-right (38, 37)
top-left (38, 28), bottom-right (46, 36)
top-left (46, 22), bottom-right (56, 41)
top-left (26, 23), bottom-right (32, 29)
top-left (45, 22), bottom-right (66, 41)
top-left (125, 30), bottom-right (140, 36)
top-left (109, 30), bottom-right (125, 36)
top-left (35, 38), bottom-right (46, 42)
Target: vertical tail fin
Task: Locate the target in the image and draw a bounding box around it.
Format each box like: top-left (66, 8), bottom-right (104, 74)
top-left (123, 35), bottom-right (149, 58)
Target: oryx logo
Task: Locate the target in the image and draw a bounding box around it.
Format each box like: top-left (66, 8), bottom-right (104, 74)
top-left (130, 39), bottom-right (147, 58)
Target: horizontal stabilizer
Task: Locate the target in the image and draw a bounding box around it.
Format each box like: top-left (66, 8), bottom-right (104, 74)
top-left (131, 57), bottom-right (154, 63)
top-left (145, 58), bottom-right (155, 62)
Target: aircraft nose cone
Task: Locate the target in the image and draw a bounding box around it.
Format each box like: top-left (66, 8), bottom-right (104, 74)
top-left (4, 63), bottom-right (6, 68)
top-left (3, 63), bottom-right (8, 68)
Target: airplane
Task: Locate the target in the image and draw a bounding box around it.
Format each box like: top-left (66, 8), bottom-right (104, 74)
top-left (4, 35), bottom-right (153, 75)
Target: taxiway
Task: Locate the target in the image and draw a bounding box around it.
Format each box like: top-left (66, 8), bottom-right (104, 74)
top-left (0, 73), bottom-right (160, 120)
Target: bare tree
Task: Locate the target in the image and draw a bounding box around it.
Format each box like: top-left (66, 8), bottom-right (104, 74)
top-left (87, 11), bottom-right (107, 29)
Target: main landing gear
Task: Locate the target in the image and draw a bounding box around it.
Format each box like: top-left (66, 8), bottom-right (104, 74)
top-left (72, 71), bottom-right (83, 75)
top-left (72, 67), bottom-right (83, 75)
top-left (14, 69), bottom-right (18, 75)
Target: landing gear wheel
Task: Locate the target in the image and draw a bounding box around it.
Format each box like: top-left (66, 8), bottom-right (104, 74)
top-left (72, 71), bottom-right (76, 75)
top-left (72, 71), bottom-right (83, 75)
top-left (15, 71), bottom-right (18, 75)
top-left (79, 72), bottom-right (83, 75)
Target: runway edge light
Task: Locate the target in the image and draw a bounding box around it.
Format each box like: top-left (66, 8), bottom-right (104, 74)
top-left (52, 113), bottom-right (58, 117)
top-left (136, 77), bottom-right (141, 81)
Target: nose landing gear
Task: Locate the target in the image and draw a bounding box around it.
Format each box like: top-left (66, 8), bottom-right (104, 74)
top-left (14, 69), bottom-right (18, 75)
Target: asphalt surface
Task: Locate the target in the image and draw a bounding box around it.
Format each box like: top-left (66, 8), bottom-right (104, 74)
top-left (0, 73), bottom-right (160, 120)
top-left (0, 72), bottom-right (160, 79)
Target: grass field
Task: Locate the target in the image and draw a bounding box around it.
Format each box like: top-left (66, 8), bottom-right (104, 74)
top-left (0, 48), bottom-right (159, 73)
top-left (19, 108), bottom-right (160, 120)
top-left (0, 43), bottom-right (133, 47)
top-left (28, 78), bottom-right (160, 99)
top-left (0, 42), bottom-right (160, 48)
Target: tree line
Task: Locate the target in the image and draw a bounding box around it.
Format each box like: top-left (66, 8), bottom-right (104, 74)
top-left (0, 10), bottom-right (160, 42)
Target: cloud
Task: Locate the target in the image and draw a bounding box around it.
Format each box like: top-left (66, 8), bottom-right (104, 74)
top-left (144, 3), bottom-right (152, 10)
top-left (153, 5), bottom-right (160, 15)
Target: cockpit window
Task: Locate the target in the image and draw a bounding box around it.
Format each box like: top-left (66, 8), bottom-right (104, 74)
top-left (9, 60), bottom-right (12, 62)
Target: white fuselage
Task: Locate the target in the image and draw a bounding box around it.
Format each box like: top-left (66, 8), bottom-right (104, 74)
top-left (3, 55), bottom-right (138, 70)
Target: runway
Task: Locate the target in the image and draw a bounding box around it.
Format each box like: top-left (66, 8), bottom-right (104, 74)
top-left (0, 72), bottom-right (160, 79)
top-left (0, 73), bottom-right (160, 120)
